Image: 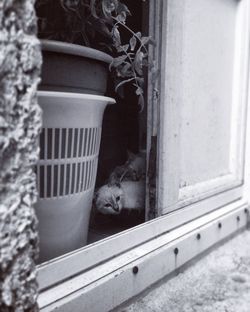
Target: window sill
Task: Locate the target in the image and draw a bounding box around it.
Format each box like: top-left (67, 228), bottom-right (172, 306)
top-left (38, 199), bottom-right (249, 311)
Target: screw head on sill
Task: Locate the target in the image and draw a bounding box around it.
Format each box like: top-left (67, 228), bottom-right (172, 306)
top-left (174, 247), bottom-right (179, 255)
top-left (132, 266), bottom-right (139, 274)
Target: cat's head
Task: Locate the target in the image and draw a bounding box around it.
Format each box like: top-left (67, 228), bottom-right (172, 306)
top-left (127, 151), bottom-right (146, 181)
top-left (94, 183), bottom-right (124, 215)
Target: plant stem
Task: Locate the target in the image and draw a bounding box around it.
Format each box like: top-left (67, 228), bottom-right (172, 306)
top-left (112, 17), bottom-right (148, 55)
top-left (113, 23), bottom-right (140, 91)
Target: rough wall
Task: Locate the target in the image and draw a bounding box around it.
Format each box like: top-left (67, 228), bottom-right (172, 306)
top-left (0, 0), bottom-right (41, 311)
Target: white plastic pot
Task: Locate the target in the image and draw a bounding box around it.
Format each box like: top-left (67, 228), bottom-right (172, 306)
top-left (36, 91), bottom-right (115, 263)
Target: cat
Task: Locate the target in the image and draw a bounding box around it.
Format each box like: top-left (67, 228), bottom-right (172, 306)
top-left (108, 151), bottom-right (146, 184)
top-left (93, 181), bottom-right (145, 215)
top-left (92, 151), bottom-right (146, 216)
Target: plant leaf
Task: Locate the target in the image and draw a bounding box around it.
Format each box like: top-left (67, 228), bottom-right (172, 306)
top-left (117, 44), bottom-right (129, 53)
top-left (135, 87), bottom-right (143, 95)
top-left (112, 26), bottom-right (121, 47)
top-left (117, 62), bottom-right (132, 77)
top-left (141, 36), bottom-right (150, 46)
top-left (117, 12), bottom-right (127, 23)
top-left (91, 18), bottom-right (112, 38)
top-left (129, 35), bottom-right (137, 51)
top-left (115, 77), bottom-right (135, 93)
top-left (149, 37), bottom-right (157, 46)
top-left (134, 51), bottom-right (144, 75)
top-left (102, 0), bottom-right (118, 17)
top-left (135, 32), bottom-right (142, 39)
top-left (138, 94), bottom-right (144, 112)
top-left (117, 3), bottom-right (131, 16)
top-left (135, 77), bottom-right (144, 87)
top-left (110, 55), bottom-right (127, 69)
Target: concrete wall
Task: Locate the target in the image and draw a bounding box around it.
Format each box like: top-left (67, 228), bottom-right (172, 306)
top-left (0, 0), bottom-right (41, 311)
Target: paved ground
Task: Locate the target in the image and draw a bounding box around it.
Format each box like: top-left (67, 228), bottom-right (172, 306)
top-left (116, 229), bottom-right (250, 312)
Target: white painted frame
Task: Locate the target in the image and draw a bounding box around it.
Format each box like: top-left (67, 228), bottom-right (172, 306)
top-left (38, 0), bottom-right (250, 310)
top-left (157, 0), bottom-right (250, 215)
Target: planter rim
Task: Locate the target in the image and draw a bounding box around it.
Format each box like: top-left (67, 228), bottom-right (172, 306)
top-left (37, 90), bottom-right (116, 104)
top-left (40, 39), bottom-right (113, 64)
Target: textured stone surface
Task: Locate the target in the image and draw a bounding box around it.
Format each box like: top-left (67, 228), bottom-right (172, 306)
top-left (116, 230), bottom-right (250, 312)
top-left (0, 0), bottom-right (42, 311)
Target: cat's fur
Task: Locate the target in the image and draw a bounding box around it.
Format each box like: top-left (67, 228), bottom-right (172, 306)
top-left (93, 151), bottom-right (146, 216)
top-left (108, 151), bottom-right (146, 184)
top-left (94, 181), bottom-right (145, 215)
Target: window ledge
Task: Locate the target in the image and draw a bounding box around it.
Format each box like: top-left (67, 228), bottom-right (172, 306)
top-left (39, 199), bottom-right (249, 311)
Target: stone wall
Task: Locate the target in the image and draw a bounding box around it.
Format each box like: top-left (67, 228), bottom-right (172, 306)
top-left (0, 1), bottom-right (41, 311)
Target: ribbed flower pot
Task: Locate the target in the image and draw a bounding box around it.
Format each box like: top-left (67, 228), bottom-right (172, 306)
top-left (36, 91), bottom-right (115, 263)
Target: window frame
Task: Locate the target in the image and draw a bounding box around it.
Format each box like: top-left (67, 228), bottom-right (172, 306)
top-left (37, 0), bottom-right (250, 301)
top-left (157, 0), bottom-right (249, 215)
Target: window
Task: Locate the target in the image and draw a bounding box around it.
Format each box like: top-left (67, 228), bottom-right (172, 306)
top-left (35, 0), bottom-right (153, 264)
top-left (38, 0), bottom-right (250, 310)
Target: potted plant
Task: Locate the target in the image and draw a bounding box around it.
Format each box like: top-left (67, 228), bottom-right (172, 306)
top-left (35, 0), bottom-right (152, 262)
top-left (35, 0), bottom-right (152, 100)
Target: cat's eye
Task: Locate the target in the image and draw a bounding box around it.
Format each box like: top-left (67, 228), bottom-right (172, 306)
top-left (104, 203), bottom-right (112, 208)
top-left (116, 196), bottom-right (120, 202)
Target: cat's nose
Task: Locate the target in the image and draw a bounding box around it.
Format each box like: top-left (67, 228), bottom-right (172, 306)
top-left (113, 206), bottom-right (120, 212)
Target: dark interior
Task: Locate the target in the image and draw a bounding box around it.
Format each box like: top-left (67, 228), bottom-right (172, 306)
top-left (89, 0), bottom-right (147, 243)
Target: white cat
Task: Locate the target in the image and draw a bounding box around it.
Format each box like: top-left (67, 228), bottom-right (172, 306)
top-left (94, 181), bottom-right (145, 215)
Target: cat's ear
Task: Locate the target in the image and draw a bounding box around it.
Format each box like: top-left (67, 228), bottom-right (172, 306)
top-left (108, 181), bottom-right (121, 188)
top-left (127, 150), bottom-right (136, 161)
top-left (108, 173), bottom-right (119, 186)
